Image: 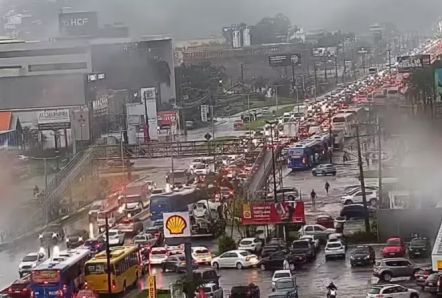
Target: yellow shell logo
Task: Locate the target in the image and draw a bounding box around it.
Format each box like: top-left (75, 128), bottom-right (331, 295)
top-left (166, 215), bottom-right (187, 235)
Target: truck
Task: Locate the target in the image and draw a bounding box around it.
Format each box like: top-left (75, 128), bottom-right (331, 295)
top-left (282, 122), bottom-right (299, 138)
top-left (189, 200), bottom-right (225, 237)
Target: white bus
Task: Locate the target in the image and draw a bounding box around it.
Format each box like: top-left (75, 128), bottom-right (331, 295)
top-left (332, 113), bottom-right (355, 137)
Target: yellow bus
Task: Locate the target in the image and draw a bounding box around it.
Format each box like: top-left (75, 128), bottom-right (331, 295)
top-left (84, 246), bottom-right (140, 294)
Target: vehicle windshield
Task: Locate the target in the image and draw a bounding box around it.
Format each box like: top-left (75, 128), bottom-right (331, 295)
top-left (353, 247), bottom-right (368, 254)
top-left (239, 251), bottom-right (251, 257)
top-left (292, 241), bottom-right (309, 249)
top-left (274, 272), bottom-right (291, 279)
top-left (22, 255), bottom-right (38, 262)
top-left (108, 231), bottom-right (118, 237)
top-left (276, 280), bottom-right (295, 289)
top-left (151, 250), bottom-right (167, 255)
top-left (134, 236), bottom-right (146, 241)
top-left (411, 239), bottom-right (427, 246)
top-left (327, 243), bottom-right (342, 248)
top-left (240, 240), bottom-right (253, 245)
top-left (368, 288), bottom-right (381, 294)
top-left (194, 249), bottom-right (209, 254)
top-left (195, 164), bottom-right (206, 169)
top-left (386, 239), bottom-right (401, 246)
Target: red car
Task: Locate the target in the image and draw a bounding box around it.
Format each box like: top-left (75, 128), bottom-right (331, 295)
top-left (4, 276), bottom-right (31, 298)
top-left (382, 237), bottom-right (406, 258)
top-left (316, 215), bottom-right (334, 229)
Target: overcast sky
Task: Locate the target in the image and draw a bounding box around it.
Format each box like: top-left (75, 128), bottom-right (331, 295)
top-left (9, 0), bottom-right (442, 39)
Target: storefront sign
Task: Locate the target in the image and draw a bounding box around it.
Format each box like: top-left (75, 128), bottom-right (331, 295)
top-left (37, 109), bottom-right (71, 130)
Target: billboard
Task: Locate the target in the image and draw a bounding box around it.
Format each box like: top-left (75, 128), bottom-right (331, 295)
top-left (312, 47), bottom-right (337, 57)
top-left (59, 12), bottom-right (98, 37)
top-left (435, 68), bottom-right (442, 103)
top-left (158, 111), bottom-right (178, 128)
top-left (200, 105), bottom-right (209, 122)
top-left (241, 202), bottom-right (305, 225)
top-left (397, 54), bottom-right (431, 73)
top-left (268, 54), bottom-right (301, 67)
top-left (163, 212), bottom-right (191, 238)
top-left (0, 74), bottom-right (85, 110)
top-left (37, 109), bottom-right (71, 130)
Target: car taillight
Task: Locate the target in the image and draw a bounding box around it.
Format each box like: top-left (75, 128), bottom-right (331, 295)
top-left (438, 279), bottom-right (441, 287)
top-left (112, 280), bottom-right (116, 289)
top-left (57, 290), bottom-right (64, 297)
top-left (62, 284), bottom-right (68, 293)
top-left (7, 288), bottom-right (12, 293)
top-left (30, 291), bottom-right (35, 298)
top-left (375, 295), bottom-right (384, 298)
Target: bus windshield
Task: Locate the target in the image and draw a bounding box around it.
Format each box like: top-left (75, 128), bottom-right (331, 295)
top-left (288, 148), bottom-right (304, 157)
top-left (31, 270), bottom-right (61, 284)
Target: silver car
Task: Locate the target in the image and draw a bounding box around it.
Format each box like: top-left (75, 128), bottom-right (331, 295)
top-left (373, 258), bottom-right (417, 282)
top-left (312, 164), bottom-right (336, 176)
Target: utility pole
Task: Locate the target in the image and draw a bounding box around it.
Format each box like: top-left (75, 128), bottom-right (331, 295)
top-left (240, 63), bottom-right (244, 83)
top-left (105, 215), bottom-right (112, 294)
top-left (356, 125), bottom-right (371, 233)
top-left (329, 111), bottom-right (333, 164)
top-left (387, 49), bottom-right (392, 76)
top-left (120, 130), bottom-right (125, 180)
top-left (334, 55), bottom-right (339, 86)
top-left (377, 119), bottom-right (383, 207)
top-left (143, 92), bottom-right (150, 143)
top-left (314, 63), bottom-right (318, 101)
top-left (267, 121), bottom-right (278, 202)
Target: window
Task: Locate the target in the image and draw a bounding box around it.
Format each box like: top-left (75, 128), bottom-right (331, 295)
top-left (28, 62), bottom-right (88, 72)
top-left (314, 226), bottom-right (324, 231)
top-left (304, 226), bottom-right (313, 232)
top-left (382, 287), bottom-right (394, 294)
top-left (274, 272), bottom-right (291, 279)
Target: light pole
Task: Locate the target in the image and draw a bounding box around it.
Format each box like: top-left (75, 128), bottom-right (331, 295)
top-left (143, 91), bottom-right (150, 143)
top-left (356, 125), bottom-right (371, 233)
top-left (266, 120), bottom-right (278, 203)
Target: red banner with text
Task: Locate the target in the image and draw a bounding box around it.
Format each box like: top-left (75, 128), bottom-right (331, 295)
top-left (241, 202), bottom-right (305, 225)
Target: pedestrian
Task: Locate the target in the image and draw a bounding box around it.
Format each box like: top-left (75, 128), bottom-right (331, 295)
top-left (283, 258), bottom-right (290, 270)
top-left (342, 153), bottom-right (346, 164)
top-left (310, 189), bottom-right (316, 210)
top-left (325, 181), bottom-right (330, 195)
top-left (365, 154), bottom-right (370, 166)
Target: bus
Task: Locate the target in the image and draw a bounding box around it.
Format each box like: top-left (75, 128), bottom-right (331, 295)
top-left (332, 113), bottom-right (355, 137)
top-left (30, 249), bottom-right (91, 298)
top-left (84, 246), bottom-right (139, 295)
top-left (343, 107), bottom-right (367, 123)
top-left (150, 188), bottom-right (206, 220)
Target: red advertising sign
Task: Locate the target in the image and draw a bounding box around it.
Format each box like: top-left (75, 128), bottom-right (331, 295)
top-left (158, 111), bottom-right (178, 128)
top-left (241, 202), bottom-right (305, 225)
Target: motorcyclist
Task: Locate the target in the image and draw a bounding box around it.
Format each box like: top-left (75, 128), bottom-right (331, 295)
top-left (326, 282), bottom-right (337, 291)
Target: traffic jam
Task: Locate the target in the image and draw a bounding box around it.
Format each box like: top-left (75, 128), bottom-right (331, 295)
top-left (3, 39), bottom-right (442, 298)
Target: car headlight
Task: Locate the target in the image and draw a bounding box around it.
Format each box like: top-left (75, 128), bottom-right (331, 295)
top-left (52, 233), bottom-right (57, 238)
top-left (66, 238), bottom-right (70, 242)
top-left (38, 234), bottom-right (43, 239)
top-left (350, 256), bottom-right (355, 260)
top-left (32, 263), bottom-right (37, 268)
top-left (78, 237), bottom-right (83, 242)
top-left (364, 256), bottom-right (370, 259)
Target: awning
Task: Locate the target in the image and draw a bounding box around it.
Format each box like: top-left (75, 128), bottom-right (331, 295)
top-left (0, 112), bottom-right (12, 133)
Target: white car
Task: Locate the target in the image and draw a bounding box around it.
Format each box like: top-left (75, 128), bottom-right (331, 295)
top-left (18, 252), bottom-right (46, 277)
top-left (299, 235), bottom-right (320, 250)
top-left (107, 229), bottom-right (125, 246)
top-left (211, 250), bottom-right (258, 269)
top-left (341, 190), bottom-right (378, 205)
top-left (299, 224), bottom-right (336, 241)
top-left (325, 241), bottom-right (346, 260)
top-left (192, 163), bottom-right (210, 175)
top-left (189, 158), bottom-right (205, 170)
top-left (238, 238), bottom-right (263, 254)
top-left (191, 247), bottom-right (212, 264)
top-left (271, 270), bottom-right (293, 288)
top-left (366, 284), bottom-right (419, 298)
top-left (195, 283), bottom-right (223, 298)
top-left (149, 247), bottom-right (169, 265)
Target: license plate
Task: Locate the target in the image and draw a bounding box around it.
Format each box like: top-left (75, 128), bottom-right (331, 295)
top-left (389, 253), bottom-right (395, 256)
top-left (428, 283), bottom-right (434, 286)
top-left (415, 252), bottom-right (420, 255)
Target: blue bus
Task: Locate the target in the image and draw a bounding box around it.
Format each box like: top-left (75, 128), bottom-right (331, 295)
top-left (150, 188), bottom-right (206, 220)
top-left (30, 248), bottom-right (91, 298)
top-left (288, 136), bottom-right (330, 170)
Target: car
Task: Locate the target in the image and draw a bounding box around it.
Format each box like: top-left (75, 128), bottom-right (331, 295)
top-left (272, 270), bottom-right (293, 288)
top-left (132, 233), bottom-right (157, 248)
top-left (189, 158), bottom-right (206, 170)
top-left (373, 258), bottom-right (418, 282)
top-left (38, 224), bottom-right (65, 244)
top-left (315, 215), bottom-right (334, 229)
top-left (230, 284), bottom-right (260, 298)
top-left (325, 241), bottom-right (346, 260)
top-left (341, 190), bottom-right (378, 205)
top-left (65, 229), bottom-right (89, 249)
top-left (18, 252), bottom-right (46, 277)
top-left (299, 235), bottom-right (320, 250)
top-left (149, 247), bottom-right (169, 265)
top-left (166, 245), bottom-right (184, 255)
top-left (258, 250), bottom-right (306, 271)
top-left (267, 188), bottom-right (299, 202)
top-left (344, 185), bottom-right (378, 195)
top-left (350, 245), bottom-right (375, 267)
top-left (4, 276), bottom-right (31, 298)
top-left (366, 284), bottom-right (419, 298)
top-left (382, 237), bottom-right (407, 258)
top-left (83, 238), bottom-right (106, 253)
top-left (299, 224), bottom-right (336, 242)
top-left (238, 238), bottom-right (263, 254)
top-left (261, 245), bottom-right (285, 258)
top-left (107, 229), bottom-right (125, 246)
top-left (145, 226), bottom-right (163, 244)
top-left (340, 204), bottom-right (376, 219)
top-left (408, 237), bottom-right (430, 258)
top-left (312, 164), bottom-right (336, 176)
top-left (193, 268), bottom-right (220, 286)
top-left (191, 247), bottom-right (212, 264)
top-left (192, 163), bottom-right (211, 175)
top-left (423, 272), bottom-right (440, 294)
top-left (211, 250), bottom-right (258, 269)
top-left (116, 217), bottom-right (144, 236)
top-left (162, 254), bottom-right (197, 273)
top-left (195, 283), bottom-right (223, 298)
top-left (291, 240), bottom-right (316, 261)
top-left (328, 233), bottom-right (346, 250)
top-left (272, 277), bottom-right (298, 298)
top-left (414, 267), bottom-right (433, 288)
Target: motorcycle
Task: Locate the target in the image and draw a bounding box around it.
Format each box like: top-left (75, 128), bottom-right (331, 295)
top-left (327, 289), bottom-right (337, 298)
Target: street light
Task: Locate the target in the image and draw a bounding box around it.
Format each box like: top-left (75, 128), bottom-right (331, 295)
top-left (265, 120), bottom-right (278, 203)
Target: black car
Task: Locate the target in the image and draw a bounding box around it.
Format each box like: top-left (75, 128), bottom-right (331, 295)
top-left (424, 272), bottom-right (440, 293)
top-left (230, 284), bottom-right (260, 298)
top-left (291, 240), bottom-right (316, 261)
top-left (39, 224), bottom-right (65, 244)
top-left (350, 245), bottom-right (375, 267)
top-left (258, 250), bottom-right (306, 271)
top-left (193, 268), bottom-right (220, 286)
top-left (261, 245), bottom-right (284, 258)
top-left (83, 238), bottom-right (106, 253)
top-left (415, 267), bottom-right (434, 288)
top-left (66, 229), bottom-right (89, 249)
top-left (409, 237), bottom-right (430, 258)
top-left (162, 254), bottom-right (197, 273)
top-left (340, 204), bottom-right (376, 219)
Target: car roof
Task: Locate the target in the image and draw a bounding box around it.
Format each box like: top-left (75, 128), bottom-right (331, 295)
top-left (274, 270), bottom-right (291, 274)
top-left (380, 257), bottom-right (410, 261)
top-left (225, 250), bottom-right (248, 253)
top-left (192, 246), bottom-right (209, 250)
top-left (241, 237), bottom-right (256, 241)
top-left (26, 252), bottom-right (39, 256)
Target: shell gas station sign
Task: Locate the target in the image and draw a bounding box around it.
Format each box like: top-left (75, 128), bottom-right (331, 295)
top-left (163, 212), bottom-right (191, 238)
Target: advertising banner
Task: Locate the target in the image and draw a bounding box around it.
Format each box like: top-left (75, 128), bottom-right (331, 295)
top-left (241, 202), bottom-right (305, 225)
top-left (163, 212), bottom-right (191, 238)
top-left (312, 47), bottom-right (337, 57)
top-left (268, 54), bottom-right (301, 67)
top-left (37, 109), bottom-right (71, 130)
top-left (158, 111), bottom-right (178, 128)
top-left (397, 54), bottom-right (431, 73)
top-left (201, 105), bottom-right (209, 122)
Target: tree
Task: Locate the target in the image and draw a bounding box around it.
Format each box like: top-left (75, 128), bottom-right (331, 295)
top-left (410, 65), bottom-right (435, 113)
top-left (251, 13), bottom-right (292, 45)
